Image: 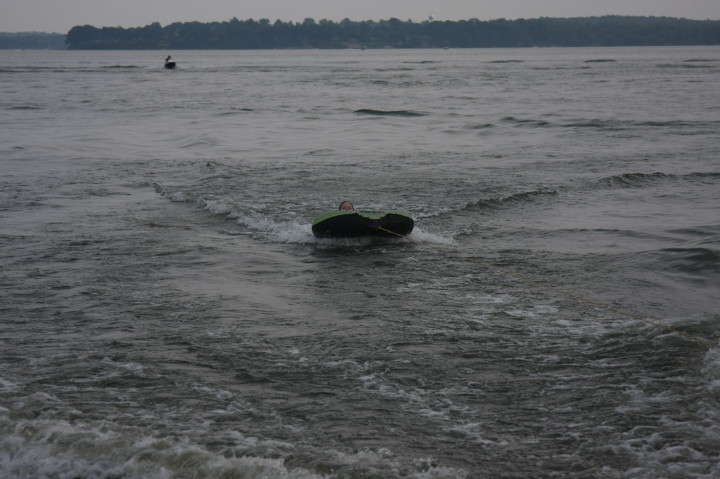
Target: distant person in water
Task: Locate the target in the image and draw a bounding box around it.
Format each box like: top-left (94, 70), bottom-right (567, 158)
top-left (165, 55), bottom-right (172, 63)
top-left (339, 201), bottom-right (354, 211)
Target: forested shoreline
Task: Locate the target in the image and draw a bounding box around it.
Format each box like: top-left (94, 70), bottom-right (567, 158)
top-left (2, 16), bottom-right (719, 50)
top-left (64, 16), bottom-right (720, 50)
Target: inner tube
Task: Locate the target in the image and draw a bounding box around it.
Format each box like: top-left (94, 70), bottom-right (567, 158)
top-left (311, 210), bottom-right (414, 238)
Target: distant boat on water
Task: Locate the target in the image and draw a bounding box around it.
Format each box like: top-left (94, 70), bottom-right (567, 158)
top-left (164, 55), bottom-right (176, 69)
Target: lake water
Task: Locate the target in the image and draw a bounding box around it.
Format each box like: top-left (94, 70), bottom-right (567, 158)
top-left (1, 46), bottom-right (719, 478)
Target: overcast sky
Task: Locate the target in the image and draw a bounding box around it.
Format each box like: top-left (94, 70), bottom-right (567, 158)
top-left (3, 0), bottom-right (720, 33)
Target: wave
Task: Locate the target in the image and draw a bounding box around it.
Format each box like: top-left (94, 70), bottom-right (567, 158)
top-left (411, 189), bottom-right (558, 221)
top-left (501, 116), bottom-right (553, 128)
top-left (0, 412), bottom-right (465, 479)
top-left (155, 185), bottom-right (396, 245)
top-left (7, 105), bottom-right (44, 110)
top-left (192, 196), bottom-right (316, 244)
top-left (0, 416), bottom-right (328, 479)
top-left (465, 189), bottom-right (558, 210)
top-left (154, 184), bottom-right (453, 247)
top-left (563, 118), bottom-right (714, 131)
top-left (354, 109), bottom-right (427, 117)
top-left (658, 62), bottom-right (718, 69)
top-left (562, 119), bottom-right (612, 129)
top-left (597, 172), bottom-right (673, 188)
top-left (216, 108), bottom-right (255, 117)
top-left (469, 123), bottom-right (496, 130)
top-left (177, 134), bottom-right (220, 149)
top-left (595, 171), bottom-right (720, 189)
top-left (483, 116), bottom-right (718, 133)
top-left (408, 227), bottom-right (455, 245)
top-left (660, 247), bottom-right (720, 274)
top-left (685, 171), bottom-right (720, 181)
top-left (102, 65), bottom-right (140, 69)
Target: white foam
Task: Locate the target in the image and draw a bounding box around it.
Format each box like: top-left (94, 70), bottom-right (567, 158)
top-left (0, 418), bottom-right (324, 479)
top-left (192, 384), bottom-right (234, 401)
top-left (445, 423), bottom-right (511, 447)
top-left (702, 347), bottom-right (720, 397)
top-left (101, 357), bottom-right (145, 373)
top-left (166, 192), bottom-right (187, 202)
top-left (321, 448), bottom-right (467, 478)
top-left (229, 211), bottom-right (316, 244)
top-left (194, 196), bottom-right (314, 243)
top-left (418, 408), bottom-right (449, 419)
top-left (465, 293), bottom-right (516, 304)
top-left (407, 227), bottom-right (456, 245)
top-left (0, 411), bottom-right (472, 478)
top-left (203, 199), bottom-right (234, 216)
top-left (312, 235), bottom-right (378, 247)
top-left (184, 195), bottom-right (451, 246)
top-left (0, 378), bottom-right (18, 393)
top-left (275, 221), bottom-right (316, 244)
top-left (503, 304), bottom-right (559, 318)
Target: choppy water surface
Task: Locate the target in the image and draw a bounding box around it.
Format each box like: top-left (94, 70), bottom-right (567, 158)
top-left (1, 47), bottom-right (719, 478)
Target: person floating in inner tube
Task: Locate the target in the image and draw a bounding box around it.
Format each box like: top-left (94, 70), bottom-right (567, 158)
top-left (339, 201), bottom-right (354, 211)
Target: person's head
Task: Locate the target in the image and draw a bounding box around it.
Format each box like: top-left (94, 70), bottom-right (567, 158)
top-left (339, 201), bottom-right (354, 211)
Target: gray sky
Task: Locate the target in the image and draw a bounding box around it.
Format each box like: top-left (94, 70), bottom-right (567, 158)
top-left (2, 0), bottom-right (720, 33)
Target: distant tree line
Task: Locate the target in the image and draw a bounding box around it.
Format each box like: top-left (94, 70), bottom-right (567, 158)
top-left (0, 32), bottom-right (66, 49)
top-left (8, 16), bottom-right (718, 50)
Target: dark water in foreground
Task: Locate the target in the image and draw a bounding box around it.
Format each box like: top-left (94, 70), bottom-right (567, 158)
top-left (1, 47), bottom-right (719, 478)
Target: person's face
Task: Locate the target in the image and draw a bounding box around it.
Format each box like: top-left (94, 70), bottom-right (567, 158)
top-left (340, 202), bottom-right (353, 211)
